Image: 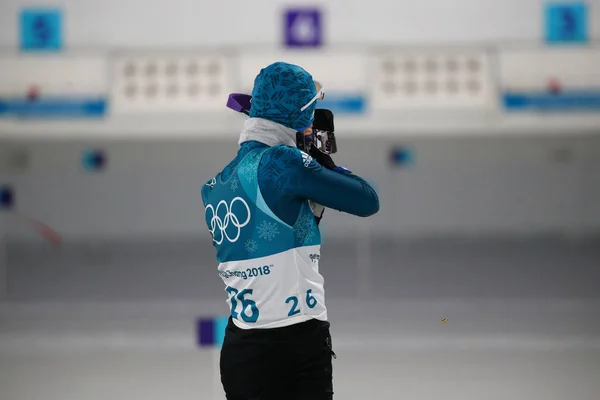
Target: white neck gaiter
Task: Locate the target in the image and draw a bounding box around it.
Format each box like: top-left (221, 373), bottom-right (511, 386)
top-left (238, 118), bottom-right (297, 148)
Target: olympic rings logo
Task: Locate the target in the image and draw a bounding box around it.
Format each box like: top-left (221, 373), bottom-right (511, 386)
top-left (205, 197), bottom-right (251, 244)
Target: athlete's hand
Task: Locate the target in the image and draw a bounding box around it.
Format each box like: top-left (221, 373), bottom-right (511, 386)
top-left (309, 145), bottom-right (352, 174)
top-left (309, 145), bottom-right (337, 170)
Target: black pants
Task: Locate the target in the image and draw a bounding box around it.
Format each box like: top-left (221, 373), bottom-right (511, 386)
top-left (220, 317), bottom-right (335, 400)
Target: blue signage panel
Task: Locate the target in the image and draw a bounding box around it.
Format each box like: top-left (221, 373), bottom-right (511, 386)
top-left (503, 91), bottom-right (600, 111)
top-left (545, 3), bottom-right (588, 44)
top-left (0, 98), bottom-right (107, 119)
top-left (284, 8), bottom-right (323, 48)
top-left (0, 185), bottom-right (15, 211)
top-left (20, 8), bottom-right (63, 51)
top-left (197, 316), bottom-right (229, 347)
top-left (317, 93), bottom-right (366, 115)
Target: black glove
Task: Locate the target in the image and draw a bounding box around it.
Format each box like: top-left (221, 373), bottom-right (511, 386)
top-left (308, 144), bottom-right (337, 170)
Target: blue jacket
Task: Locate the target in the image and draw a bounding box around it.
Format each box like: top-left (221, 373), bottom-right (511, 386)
top-left (200, 119), bottom-right (379, 329)
top-left (215, 140), bottom-right (379, 226)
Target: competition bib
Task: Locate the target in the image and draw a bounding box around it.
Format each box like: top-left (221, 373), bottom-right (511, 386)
top-left (203, 146), bottom-right (327, 329)
top-left (218, 245), bottom-right (326, 329)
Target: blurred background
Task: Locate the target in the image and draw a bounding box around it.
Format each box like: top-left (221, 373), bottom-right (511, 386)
top-left (1, 1), bottom-right (600, 399)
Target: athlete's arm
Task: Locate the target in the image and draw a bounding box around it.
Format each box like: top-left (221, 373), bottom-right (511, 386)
top-left (273, 146), bottom-right (380, 217)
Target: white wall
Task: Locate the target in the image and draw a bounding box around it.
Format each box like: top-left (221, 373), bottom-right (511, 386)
top-left (1, 0), bottom-right (599, 48)
top-left (2, 46), bottom-right (600, 140)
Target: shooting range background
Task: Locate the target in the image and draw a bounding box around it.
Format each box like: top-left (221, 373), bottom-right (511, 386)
top-left (1, 0), bottom-right (600, 399)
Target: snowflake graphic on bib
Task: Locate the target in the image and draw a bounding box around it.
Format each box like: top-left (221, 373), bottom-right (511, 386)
top-left (245, 239), bottom-right (258, 253)
top-left (258, 221), bottom-right (280, 241)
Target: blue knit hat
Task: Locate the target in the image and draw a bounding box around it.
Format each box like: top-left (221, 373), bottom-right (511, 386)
top-left (249, 62), bottom-right (317, 131)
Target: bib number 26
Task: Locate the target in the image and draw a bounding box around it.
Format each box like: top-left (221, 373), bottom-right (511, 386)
top-left (225, 287), bottom-right (319, 322)
top-left (225, 286), bottom-right (259, 323)
top-left (285, 290), bottom-right (318, 316)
